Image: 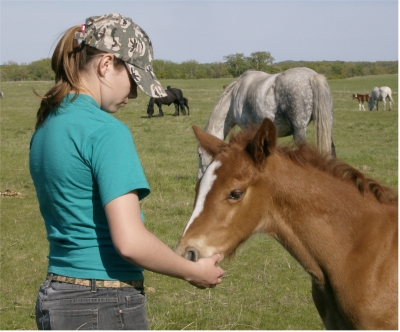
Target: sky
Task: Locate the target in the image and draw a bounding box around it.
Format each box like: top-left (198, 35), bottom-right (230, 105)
top-left (0, 0), bottom-right (398, 65)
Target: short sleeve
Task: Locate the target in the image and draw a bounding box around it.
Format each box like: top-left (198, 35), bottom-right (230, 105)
top-left (85, 122), bottom-right (150, 206)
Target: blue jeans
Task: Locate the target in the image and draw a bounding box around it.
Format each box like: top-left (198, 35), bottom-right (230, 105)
top-left (36, 274), bottom-right (149, 330)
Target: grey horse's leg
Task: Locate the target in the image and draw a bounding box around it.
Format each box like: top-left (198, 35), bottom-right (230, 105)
top-left (292, 127), bottom-right (307, 147)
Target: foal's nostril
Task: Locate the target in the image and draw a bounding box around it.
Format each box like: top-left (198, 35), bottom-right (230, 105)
top-left (186, 249), bottom-right (198, 262)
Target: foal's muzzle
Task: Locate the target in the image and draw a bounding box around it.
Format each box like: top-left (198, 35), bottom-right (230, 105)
top-left (176, 245), bottom-right (199, 262)
top-left (186, 248), bottom-right (198, 262)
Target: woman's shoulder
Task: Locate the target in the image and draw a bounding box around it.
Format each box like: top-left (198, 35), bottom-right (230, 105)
top-left (43, 94), bottom-right (131, 148)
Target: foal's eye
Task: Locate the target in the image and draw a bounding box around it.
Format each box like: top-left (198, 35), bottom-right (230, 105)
top-left (228, 190), bottom-right (244, 200)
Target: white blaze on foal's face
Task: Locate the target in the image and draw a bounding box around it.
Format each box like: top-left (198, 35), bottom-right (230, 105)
top-left (183, 160), bottom-right (222, 235)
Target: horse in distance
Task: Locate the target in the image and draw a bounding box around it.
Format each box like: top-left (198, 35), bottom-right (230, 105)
top-left (368, 86), bottom-right (394, 111)
top-left (197, 68), bottom-right (336, 179)
top-left (147, 86), bottom-right (189, 117)
top-left (176, 118), bottom-right (398, 329)
top-left (166, 86), bottom-right (190, 115)
top-left (352, 93), bottom-right (369, 111)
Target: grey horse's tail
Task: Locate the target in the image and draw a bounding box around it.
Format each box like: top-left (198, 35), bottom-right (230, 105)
top-left (310, 74), bottom-right (333, 156)
top-left (387, 89), bottom-right (394, 104)
top-left (385, 88), bottom-right (394, 111)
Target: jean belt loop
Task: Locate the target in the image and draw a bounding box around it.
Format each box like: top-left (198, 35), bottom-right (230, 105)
top-left (91, 279), bottom-right (97, 293)
top-left (45, 273), bottom-right (53, 288)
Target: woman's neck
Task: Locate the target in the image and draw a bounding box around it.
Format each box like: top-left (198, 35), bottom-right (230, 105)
top-left (77, 71), bottom-right (101, 106)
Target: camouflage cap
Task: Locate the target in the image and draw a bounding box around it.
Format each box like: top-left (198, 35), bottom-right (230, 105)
top-left (76, 13), bottom-right (166, 98)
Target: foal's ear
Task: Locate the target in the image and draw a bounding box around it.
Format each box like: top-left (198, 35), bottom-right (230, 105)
top-left (247, 118), bottom-right (277, 166)
top-left (193, 125), bottom-right (228, 157)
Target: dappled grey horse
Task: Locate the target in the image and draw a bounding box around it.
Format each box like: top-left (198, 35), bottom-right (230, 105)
top-left (368, 86), bottom-right (393, 111)
top-left (197, 68), bottom-right (336, 179)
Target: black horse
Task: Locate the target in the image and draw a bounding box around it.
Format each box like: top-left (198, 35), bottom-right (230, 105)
top-left (147, 86), bottom-right (189, 117)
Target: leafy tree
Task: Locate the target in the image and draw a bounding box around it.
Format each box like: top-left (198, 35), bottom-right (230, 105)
top-left (207, 62), bottom-right (231, 78)
top-left (223, 53), bottom-right (249, 77)
top-left (0, 56), bottom-right (397, 81)
top-left (330, 61), bottom-right (344, 79)
top-left (248, 51), bottom-right (274, 71)
top-left (27, 58), bottom-right (54, 81)
top-left (153, 59), bottom-right (182, 79)
top-left (181, 60), bottom-right (202, 79)
top-left (0, 61), bottom-right (29, 81)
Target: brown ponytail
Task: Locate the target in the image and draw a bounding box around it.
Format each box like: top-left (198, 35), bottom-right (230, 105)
top-left (35, 25), bottom-right (125, 129)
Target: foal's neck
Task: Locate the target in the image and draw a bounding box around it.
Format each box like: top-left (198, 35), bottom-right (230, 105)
top-left (262, 160), bottom-right (370, 285)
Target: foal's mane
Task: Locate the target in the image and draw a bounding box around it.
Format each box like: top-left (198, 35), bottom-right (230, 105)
top-left (229, 129), bottom-right (398, 204)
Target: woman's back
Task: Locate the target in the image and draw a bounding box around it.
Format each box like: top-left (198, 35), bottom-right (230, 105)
top-left (30, 94), bottom-right (149, 280)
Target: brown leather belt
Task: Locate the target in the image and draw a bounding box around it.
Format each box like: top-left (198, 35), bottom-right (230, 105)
top-left (49, 273), bottom-right (144, 289)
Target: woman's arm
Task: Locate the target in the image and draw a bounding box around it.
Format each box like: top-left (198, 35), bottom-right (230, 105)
top-left (104, 191), bottom-right (224, 289)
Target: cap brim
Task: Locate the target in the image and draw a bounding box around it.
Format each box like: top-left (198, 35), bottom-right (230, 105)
top-left (125, 63), bottom-right (167, 98)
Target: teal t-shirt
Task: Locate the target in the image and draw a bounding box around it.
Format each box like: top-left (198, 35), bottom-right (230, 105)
top-left (29, 94), bottom-right (150, 280)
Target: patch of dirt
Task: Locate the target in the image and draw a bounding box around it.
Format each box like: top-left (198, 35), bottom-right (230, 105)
top-left (359, 165), bottom-right (371, 171)
top-left (0, 189), bottom-right (22, 197)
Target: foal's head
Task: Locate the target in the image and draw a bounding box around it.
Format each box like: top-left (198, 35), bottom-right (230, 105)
top-left (176, 118), bottom-right (278, 262)
top-left (175, 118), bottom-right (397, 262)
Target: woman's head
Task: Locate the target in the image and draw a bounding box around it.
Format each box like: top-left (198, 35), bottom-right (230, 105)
top-left (35, 13), bottom-right (166, 128)
top-left (77, 13), bottom-right (165, 98)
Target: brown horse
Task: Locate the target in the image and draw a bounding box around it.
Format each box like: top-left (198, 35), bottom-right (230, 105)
top-left (352, 94), bottom-right (370, 111)
top-left (175, 118), bottom-right (398, 330)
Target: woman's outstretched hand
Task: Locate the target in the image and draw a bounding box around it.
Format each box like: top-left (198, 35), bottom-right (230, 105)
top-left (186, 254), bottom-right (225, 289)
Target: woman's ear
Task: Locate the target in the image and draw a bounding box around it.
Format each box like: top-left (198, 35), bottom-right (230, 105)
top-left (98, 54), bottom-right (114, 77)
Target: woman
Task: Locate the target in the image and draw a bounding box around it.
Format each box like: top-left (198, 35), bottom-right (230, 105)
top-left (30, 13), bottom-right (224, 330)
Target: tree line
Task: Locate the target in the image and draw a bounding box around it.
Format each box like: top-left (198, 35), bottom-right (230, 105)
top-left (0, 51), bottom-right (397, 82)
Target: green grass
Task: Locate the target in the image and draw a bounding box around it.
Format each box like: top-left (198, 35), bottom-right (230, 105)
top-left (0, 74), bottom-right (397, 329)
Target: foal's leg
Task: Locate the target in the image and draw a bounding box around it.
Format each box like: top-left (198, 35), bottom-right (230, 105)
top-left (172, 103), bottom-right (179, 116)
top-left (180, 101), bottom-right (186, 115)
top-left (158, 105), bottom-right (164, 117)
top-left (184, 99), bottom-right (190, 115)
top-left (311, 280), bottom-right (353, 329)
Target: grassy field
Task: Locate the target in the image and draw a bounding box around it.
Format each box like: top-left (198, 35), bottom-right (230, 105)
top-left (0, 73), bottom-right (397, 330)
